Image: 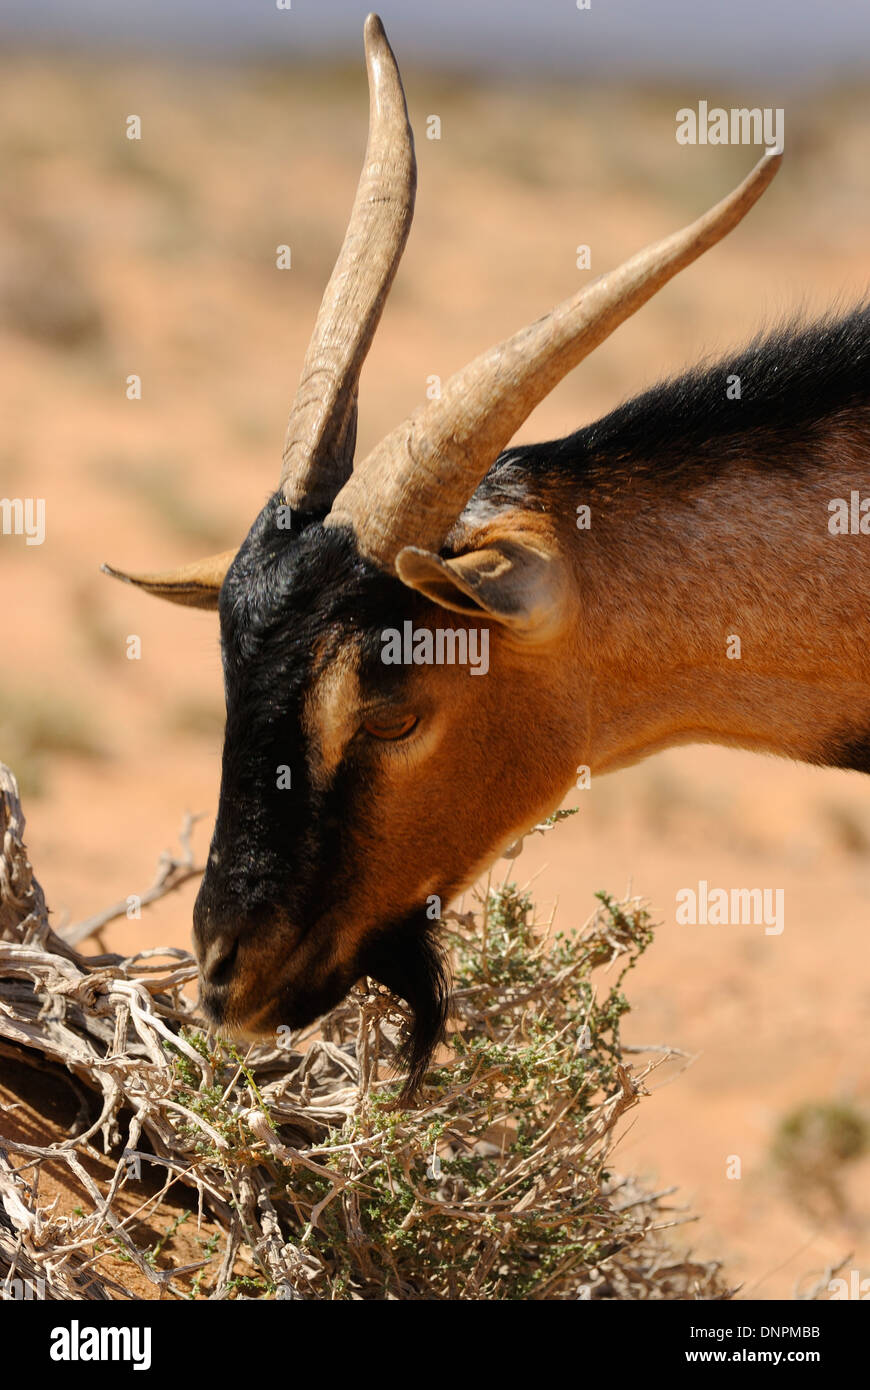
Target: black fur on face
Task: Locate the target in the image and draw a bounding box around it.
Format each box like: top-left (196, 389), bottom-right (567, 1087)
top-left (192, 493), bottom-right (448, 1093)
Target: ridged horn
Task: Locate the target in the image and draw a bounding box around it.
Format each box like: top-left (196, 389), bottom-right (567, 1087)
top-left (326, 148), bottom-right (782, 565)
top-left (100, 552), bottom-right (236, 610)
top-left (279, 13), bottom-right (416, 514)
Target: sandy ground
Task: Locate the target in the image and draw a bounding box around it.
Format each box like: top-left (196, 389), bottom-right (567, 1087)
top-left (2, 53), bottom-right (869, 1299)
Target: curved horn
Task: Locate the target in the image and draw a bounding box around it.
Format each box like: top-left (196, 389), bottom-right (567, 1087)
top-left (326, 148), bottom-right (782, 565)
top-left (100, 552), bottom-right (236, 610)
top-left (280, 13), bottom-right (416, 514)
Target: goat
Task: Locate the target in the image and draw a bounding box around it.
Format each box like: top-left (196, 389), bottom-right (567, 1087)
top-left (104, 15), bottom-right (863, 1096)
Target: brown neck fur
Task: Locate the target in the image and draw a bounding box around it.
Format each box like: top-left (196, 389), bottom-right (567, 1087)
top-left (563, 440), bottom-right (870, 776)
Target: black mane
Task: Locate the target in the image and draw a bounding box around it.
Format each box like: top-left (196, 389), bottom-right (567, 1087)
top-left (478, 302), bottom-right (870, 500)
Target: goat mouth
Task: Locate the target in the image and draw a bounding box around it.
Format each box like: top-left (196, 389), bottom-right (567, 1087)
top-left (196, 972), bottom-right (282, 1034)
top-left (198, 969), bottom-right (351, 1042)
top-left (197, 990), bottom-right (287, 1040)
top-left (197, 985), bottom-right (233, 1030)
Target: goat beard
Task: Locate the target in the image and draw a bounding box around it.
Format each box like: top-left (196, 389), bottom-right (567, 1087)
top-left (359, 908), bottom-right (450, 1103)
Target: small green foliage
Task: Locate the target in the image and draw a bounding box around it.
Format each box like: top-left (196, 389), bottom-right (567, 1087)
top-left (773, 1100), bottom-right (868, 1178)
top-left (189, 1232), bottom-right (221, 1300)
top-left (166, 1029), bottom-right (265, 1165)
top-left (260, 884), bottom-right (660, 1299)
top-left (223, 1274), bottom-right (273, 1298)
top-left (138, 888), bottom-right (723, 1299)
top-left (772, 1098), bottom-right (868, 1224)
top-left (138, 1210), bottom-right (193, 1269)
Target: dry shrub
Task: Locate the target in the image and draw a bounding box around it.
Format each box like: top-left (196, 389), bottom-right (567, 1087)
top-left (0, 763), bottom-right (729, 1300)
top-left (0, 245), bottom-right (104, 350)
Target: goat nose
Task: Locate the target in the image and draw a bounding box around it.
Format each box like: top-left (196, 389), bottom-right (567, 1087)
top-left (200, 931), bottom-right (240, 988)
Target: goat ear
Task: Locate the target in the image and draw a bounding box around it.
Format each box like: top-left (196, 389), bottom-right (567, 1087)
top-left (100, 549), bottom-right (237, 611)
top-left (395, 538), bottom-right (566, 638)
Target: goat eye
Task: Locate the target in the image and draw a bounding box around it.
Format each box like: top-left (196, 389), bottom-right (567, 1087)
top-left (362, 712), bottom-right (418, 741)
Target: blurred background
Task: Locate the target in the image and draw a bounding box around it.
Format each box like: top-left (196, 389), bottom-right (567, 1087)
top-left (2, 0), bottom-right (869, 1297)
